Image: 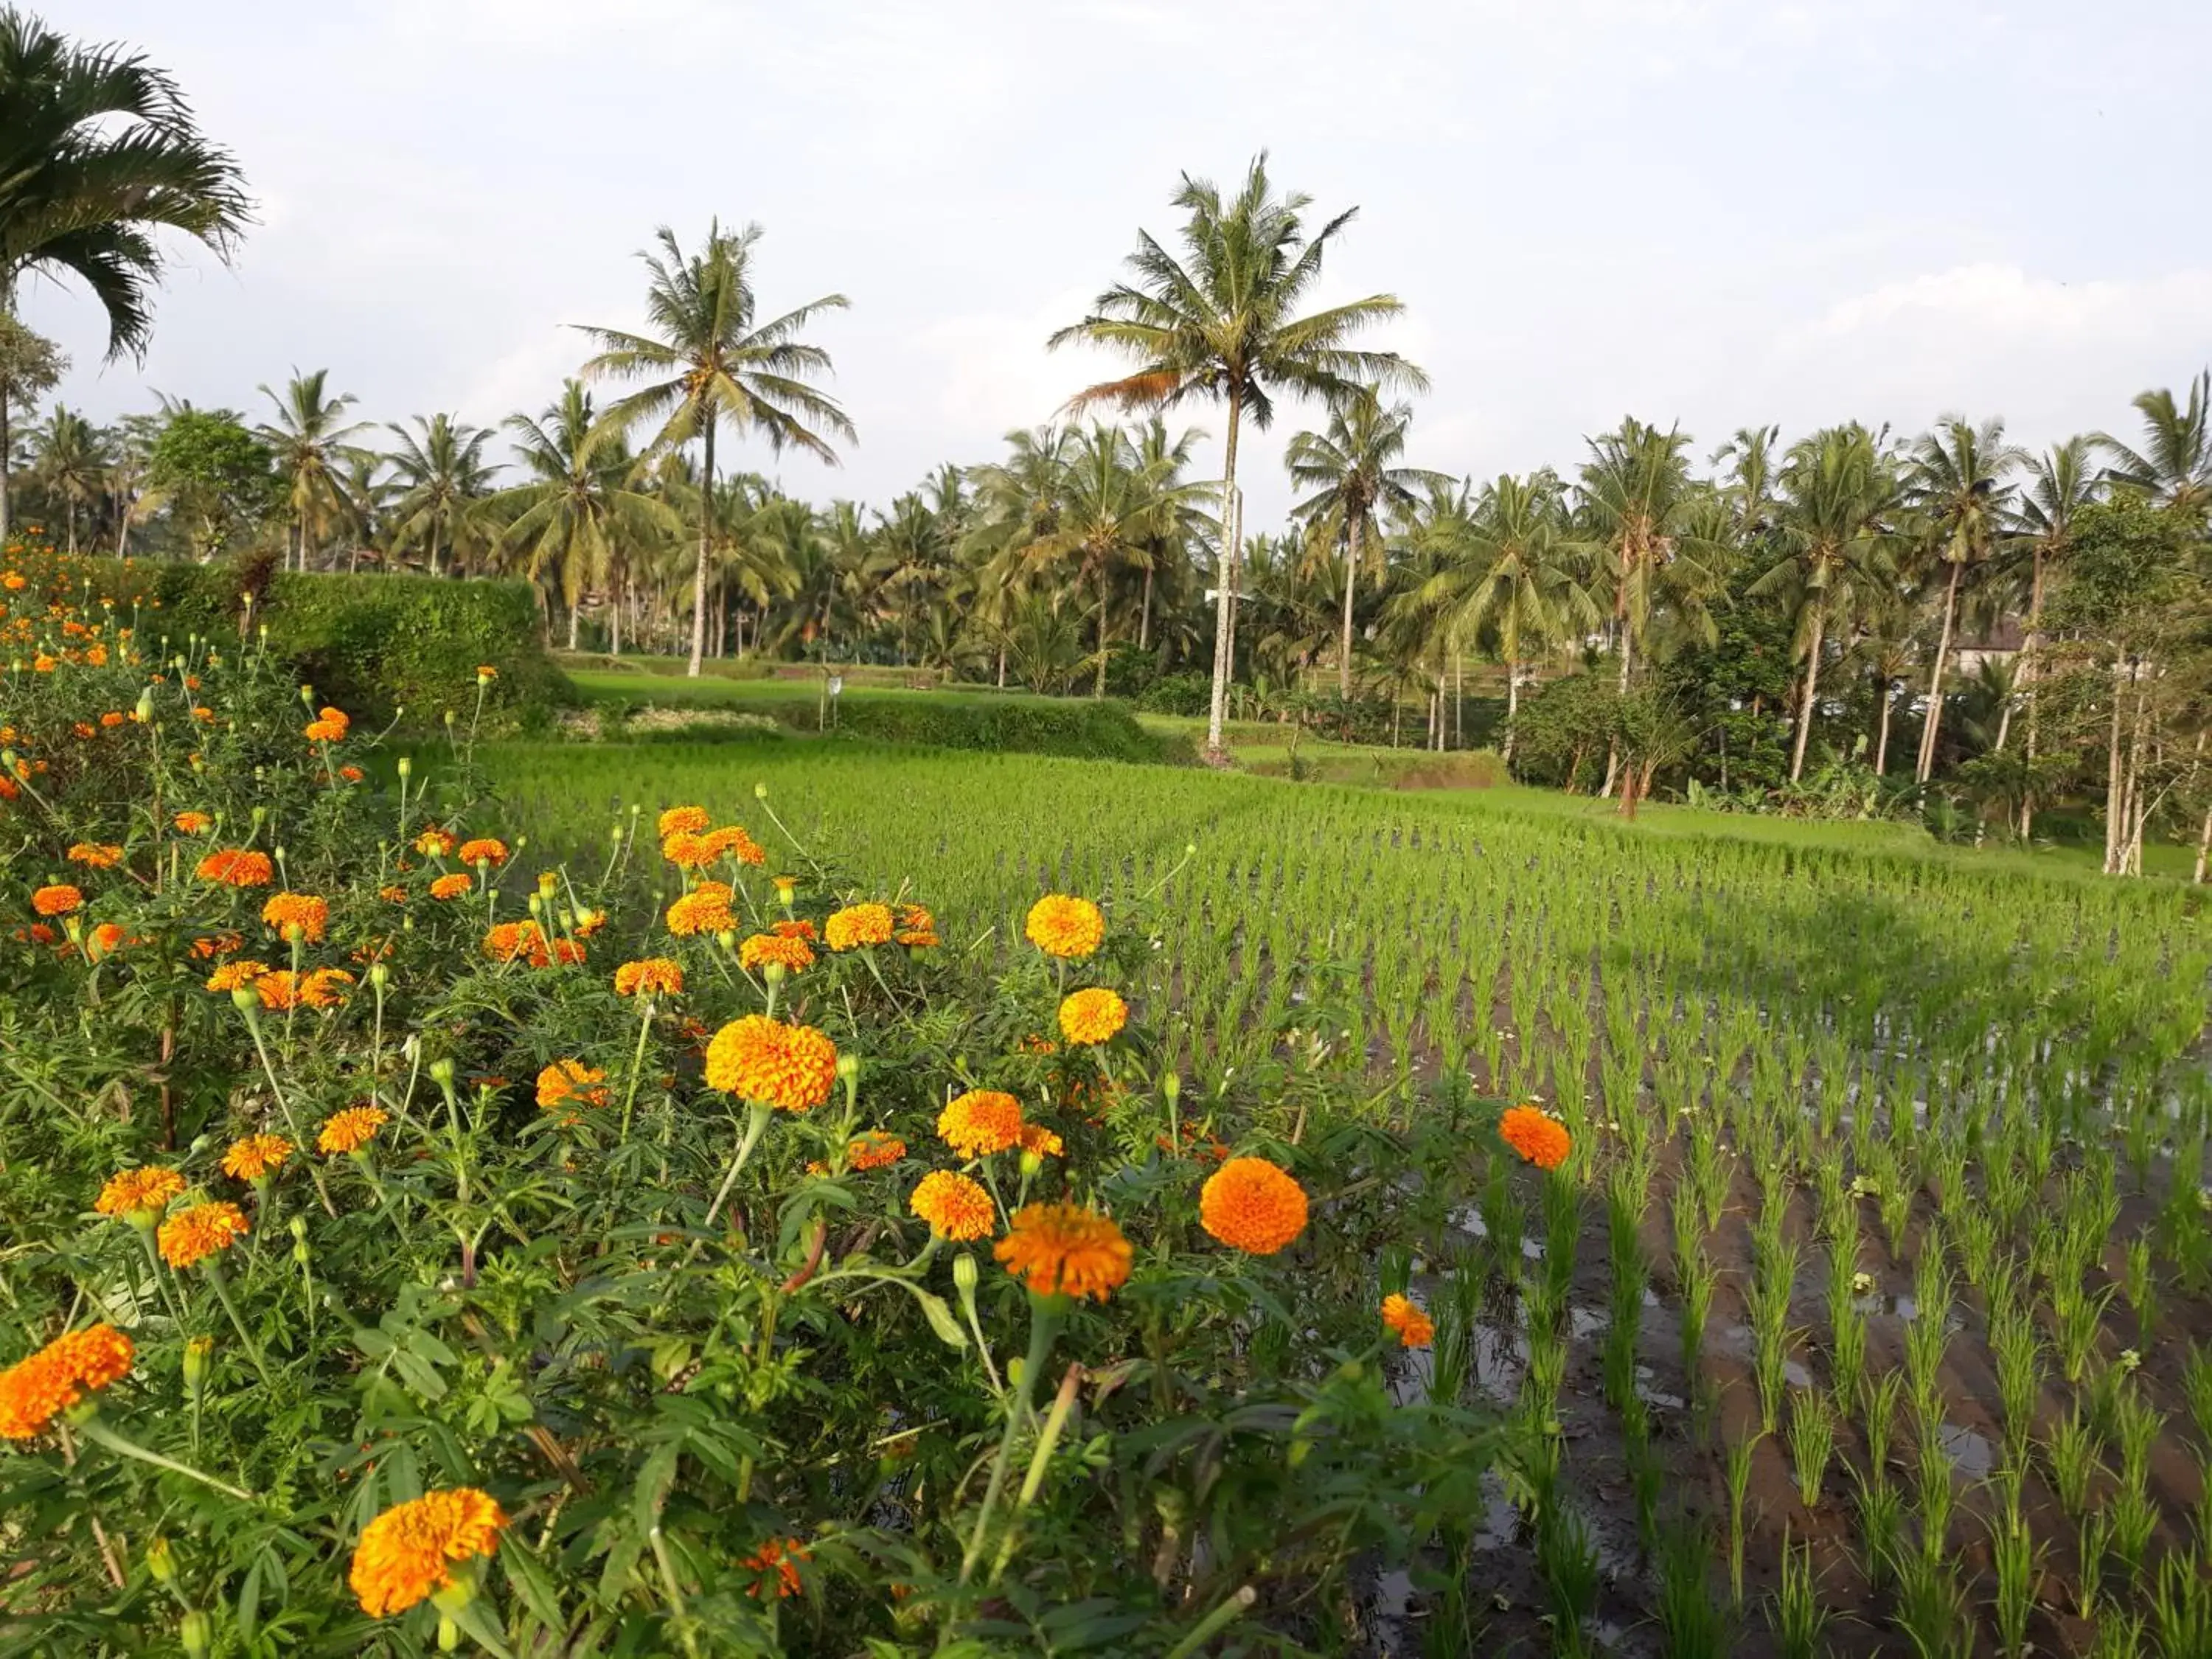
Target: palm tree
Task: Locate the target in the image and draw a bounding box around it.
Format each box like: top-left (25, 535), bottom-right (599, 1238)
top-left (1413, 473), bottom-right (1593, 759)
top-left (1757, 424), bottom-right (1900, 780)
top-left (384, 413), bottom-right (495, 577)
top-left (2011, 436), bottom-right (2098, 832)
top-left (258, 370), bottom-right (369, 572)
top-left (2096, 372), bottom-right (2211, 517)
top-left (1905, 416), bottom-right (2021, 782)
top-left (1286, 392), bottom-right (1450, 698)
top-left (0, 10), bottom-right (251, 358)
top-left (26, 403), bottom-right (105, 549)
top-left (963, 425), bottom-right (1077, 686)
top-left (1049, 153), bottom-right (1425, 752)
top-left (487, 382), bottom-right (678, 648)
top-left (1576, 418), bottom-right (1723, 690)
top-left (580, 222), bottom-right (854, 677)
top-left (0, 310), bottom-right (63, 538)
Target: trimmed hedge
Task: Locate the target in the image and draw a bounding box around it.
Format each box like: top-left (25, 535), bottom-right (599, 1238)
top-left (94, 560), bottom-right (571, 734)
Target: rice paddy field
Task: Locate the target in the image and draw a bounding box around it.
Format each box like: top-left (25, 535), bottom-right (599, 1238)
top-left (479, 736), bottom-right (2212, 1658)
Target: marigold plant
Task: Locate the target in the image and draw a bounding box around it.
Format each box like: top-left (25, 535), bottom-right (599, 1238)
top-left (1500, 1104), bottom-right (1572, 1171)
top-left (158, 1200), bottom-right (250, 1268)
top-left (1058, 986), bottom-right (1127, 1046)
top-left (824, 901), bottom-right (894, 951)
top-left (703, 1015), bottom-right (838, 1112)
top-left (1025, 894), bottom-right (1104, 959)
top-left (1199, 1157), bottom-right (1310, 1256)
top-left (936, 1088), bottom-right (1024, 1158)
top-left (910, 1169), bottom-right (995, 1240)
top-left (349, 1487), bottom-right (507, 1617)
top-left (995, 1202), bottom-right (1133, 1301)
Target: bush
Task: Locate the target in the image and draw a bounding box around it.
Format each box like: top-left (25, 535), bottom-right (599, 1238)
top-left (1135, 671), bottom-right (1212, 717)
top-left (0, 538), bottom-right (1528, 1653)
top-left (80, 552), bottom-right (570, 734)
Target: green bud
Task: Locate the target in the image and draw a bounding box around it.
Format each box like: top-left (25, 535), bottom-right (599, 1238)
top-left (229, 986), bottom-right (258, 1015)
top-left (397, 756), bottom-right (412, 779)
top-left (182, 1337), bottom-right (212, 1391)
top-left (835, 1053), bottom-right (860, 1083)
top-left (133, 688), bottom-right (154, 723)
top-left (953, 1253), bottom-right (978, 1294)
top-left (147, 1535), bottom-right (177, 1584)
top-left (444, 709), bottom-right (457, 726)
top-left (368, 961), bottom-right (390, 990)
top-left (429, 1057), bottom-right (457, 1088)
top-left (717, 928), bottom-right (739, 953)
top-left (1163, 1072), bottom-right (1180, 1105)
top-left (762, 959), bottom-right (786, 984)
top-left (1020, 1148), bottom-right (1044, 1178)
top-left (181, 1609), bottom-right (212, 1658)
top-left (299, 684), bottom-right (315, 707)
top-left (754, 782), bottom-right (768, 800)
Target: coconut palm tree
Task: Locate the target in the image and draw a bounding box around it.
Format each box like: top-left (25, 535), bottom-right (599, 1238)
top-left (580, 222), bottom-right (853, 677)
top-left (1756, 424), bottom-right (1902, 780)
top-left (1575, 418), bottom-right (1724, 692)
top-left (2010, 436), bottom-right (2099, 832)
top-left (26, 403), bottom-right (105, 550)
top-left (1286, 392), bottom-right (1450, 698)
top-left (258, 370), bottom-right (370, 572)
top-left (0, 9), bottom-right (251, 359)
top-left (1412, 473), bottom-right (1593, 759)
top-left (2096, 372), bottom-right (2211, 517)
top-left (487, 382), bottom-right (678, 648)
top-left (1049, 153), bottom-right (1425, 752)
top-left (383, 413), bottom-right (495, 579)
top-left (1904, 415), bottom-right (2022, 782)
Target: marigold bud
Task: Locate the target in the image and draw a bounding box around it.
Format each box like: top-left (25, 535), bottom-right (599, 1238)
top-left (429, 1057), bottom-right (456, 1088)
top-left (953, 1253), bottom-right (978, 1294)
top-left (754, 783), bottom-right (768, 800)
top-left (836, 1054), bottom-right (860, 1083)
top-left (181, 1610), bottom-right (211, 1658)
top-left (369, 962), bottom-right (390, 990)
top-left (182, 1336), bottom-right (212, 1391)
top-left (147, 1536), bottom-right (176, 1584)
top-left (1163, 1072), bottom-right (1180, 1105)
top-left (229, 986), bottom-right (258, 1014)
top-left (397, 757), bottom-right (411, 779)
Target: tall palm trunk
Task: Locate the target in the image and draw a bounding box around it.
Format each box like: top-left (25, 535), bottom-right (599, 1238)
top-left (2017, 549), bottom-right (2045, 838)
top-left (0, 386), bottom-right (11, 540)
top-left (1790, 602), bottom-right (1826, 782)
top-left (1138, 564), bottom-right (1153, 652)
top-left (1916, 560), bottom-right (1963, 783)
top-left (1875, 688), bottom-right (1894, 775)
top-left (1094, 562), bottom-right (1110, 698)
top-left (2101, 659), bottom-right (2129, 874)
top-left (1206, 394), bottom-right (1243, 754)
top-left (688, 425), bottom-right (715, 676)
top-left (1338, 515), bottom-right (1361, 699)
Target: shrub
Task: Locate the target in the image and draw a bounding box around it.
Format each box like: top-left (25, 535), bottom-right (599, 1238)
top-left (0, 537), bottom-right (1526, 1652)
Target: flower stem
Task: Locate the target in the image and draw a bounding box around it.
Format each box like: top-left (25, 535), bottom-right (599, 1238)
top-left (960, 1301), bottom-right (1060, 1585)
top-left (618, 999), bottom-right (655, 1142)
top-left (200, 1259), bottom-right (274, 1389)
top-left (75, 1415), bottom-right (256, 1503)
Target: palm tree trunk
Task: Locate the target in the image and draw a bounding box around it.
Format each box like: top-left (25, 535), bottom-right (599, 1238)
top-left (1916, 561), bottom-right (1962, 783)
top-left (0, 386), bottom-right (10, 540)
top-left (2101, 660), bottom-right (2128, 874)
top-left (1790, 604), bottom-right (1825, 783)
top-left (996, 645), bottom-right (1006, 689)
top-left (2017, 548), bottom-right (2045, 838)
top-left (1138, 564), bottom-right (1153, 652)
top-left (688, 426), bottom-right (715, 677)
top-left (1095, 564), bottom-right (1110, 698)
top-left (1453, 648), bottom-right (1463, 749)
top-left (611, 580), bottom-right (623, 658)
top-left (1338, 517), bottom-right (1360, 700)
top-left (116, 498), bottom-right (131, 558)
top-left (1206, 395), bottom-right (1244, 755)
top-left (1503, 661), bottom-right (1520, 766)
top-left (1874, 686), bottom-right (1893, 776)
top-left (567, 604), bottom-right (580, 650)
top-left (2194, 799), bottom-right (2212, 884)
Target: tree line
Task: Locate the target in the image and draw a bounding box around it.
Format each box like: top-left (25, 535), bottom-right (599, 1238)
top-left (7, 9), bottom-right (2211, 872)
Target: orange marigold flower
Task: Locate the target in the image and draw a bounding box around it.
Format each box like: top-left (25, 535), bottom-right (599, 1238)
top-left (824, 902), bottom-right (894, 951)
top-left (222, 1134), bottom-right (294, 1181)
top-left (657, 805), bottom-right (710, 838)
top-left (483, 919), bottom-right (550, 965)
top-left (537, 1060), bottom-right (609, 1110)
top-left (196, 848), bottom-right (273, 887)
top-left (847, 1130), bottom-right (906, 1170)
top-left (98, 711), bottom-right (125, 728)
top-left (72, 720), bottom-right (96, 739)
top-left (31, 883), bottom-right (81, 917)
top-left (67, 842), bottom-right (123, 869)
top-left (302, 718), bottom-right (344, 742)
top-left (703, 1015), bottom-right (838, 1112)
top-left (614, 957), bottom-right (684, 997)
top-left (338, 765), bottom-right (364, 784)
top-left (457, 838), bottom-right (507, 866)
top-left (1024, 894), bottom-right (1103, 959)
top-left (660, 829), bottom-right (715, 869)
top-left (702, 824), bottom-right (765, 866)
top-left (95, 1166), bottom-right (186, 1222)
top-left (349, 1487), bottom-right (507, 1618)
top-left (1018, 1123), bottom-right (1064, 1158)
top-left (995, 1202), bottom-right (1133, 1301)
top-left (910, 1170), bottom-right (995, 1240)
top-left (738, 931), bottom-right (814, 974)
top-left (1057, 987), bottom-right (1127, 1047)
top-left (1200, 1157), bottom-right (1310, 1256)
top-left (260, 891), bottom-right (329, 942)
top-left (937, 1089), bottom-right (1025, 1158)
top-left (205, 959), bottom-right (271, 992)
top-left (772, 918), bottom-right (817, 942)
top-left (191, 932), bottom-right (243, 959)
top-left (158, 1200), bottom-right (249, 1268)
top-left (549, 936), bottom-right (586, 966)
top-left (413, 826), bottom-right (456, 857)
top-left (299, 967), bottom-right (355, 1007)
top-left (88, 921), bottom-right (125, 956)
top-left (378, 884), bottom-right (408, 903)
top-left (319, 1105), bottom-right (389, 1155)
top-left (429, 872), bottom-right (472, 900)
top-left (254, 970), bottom-right (303, 1009)
top-left (173, 810), bottom-right (212, 834)
top-left (572, 907), bottom-right (607, 937)
top-left (665, 883), bottom-right (734, 937)
top-left (894, 903), bottom-right (939, 947)
top-left (1381, 1294), bottom-right (1434, 1349)
top-left (1500, 1105), bottom-right (1572, 1172)
top-left (741, 1536), bottom-right (810, 1601)
top-left (0, 1325), bottom-right (135, 1441)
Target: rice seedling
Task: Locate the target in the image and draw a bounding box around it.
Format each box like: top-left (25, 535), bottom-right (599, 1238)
top-left (1787, 1388), bottom-right (1834, 1509)
top-left (1830, 1302), bottom-right (1868, 1410)
top-left (1654, 1517), bottom-right (1732, 1659)
top-left (2051, 1276), bottom-right (2118, 1385)
top-left (2121, 1234), bottom-right (2159, 1350)
top-left (2108, 1481), bottom-right (2160, 1583)
top-left (2088, 1604), bottom-right (2146, 1659)
top-left (1724, 1427), bottom-right (1759, 1607)
top-left (1891, 1548), bottom-right (1974, 1659)
top-left (1770, 1528), bottom-right (1832, 1659)
top-left (1535, 1503), bottom-right (1600, 1650)
top-left (2187, 1341), bottom-right (2212, 1456)
top-left (1989, 1296), bottom-right (2045, 1458)
top-left (2076, 1507), bottom-right (2113, 1622)
top-left (1914, 1422), bottom-right (1958, 1564)
top-left (2046, 1401), bottom-right (2108, 1520)
top-left (1862, 1368), bottom-right (1905, 1484)
top-left (2111, 1385), bottom-right (2166, 1498)
top-left (2148, 1548), bottom-right (2212, 1659)
top-left (1987, 1503), bottom-right (2043, 1659)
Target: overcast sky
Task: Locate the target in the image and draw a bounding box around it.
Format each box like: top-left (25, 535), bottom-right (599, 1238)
top-left (27, 1), bottom-right (2212, 527)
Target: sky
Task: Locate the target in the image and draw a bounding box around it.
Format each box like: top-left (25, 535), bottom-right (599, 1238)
top-left (27, 1), bottom-right (2212, 529)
